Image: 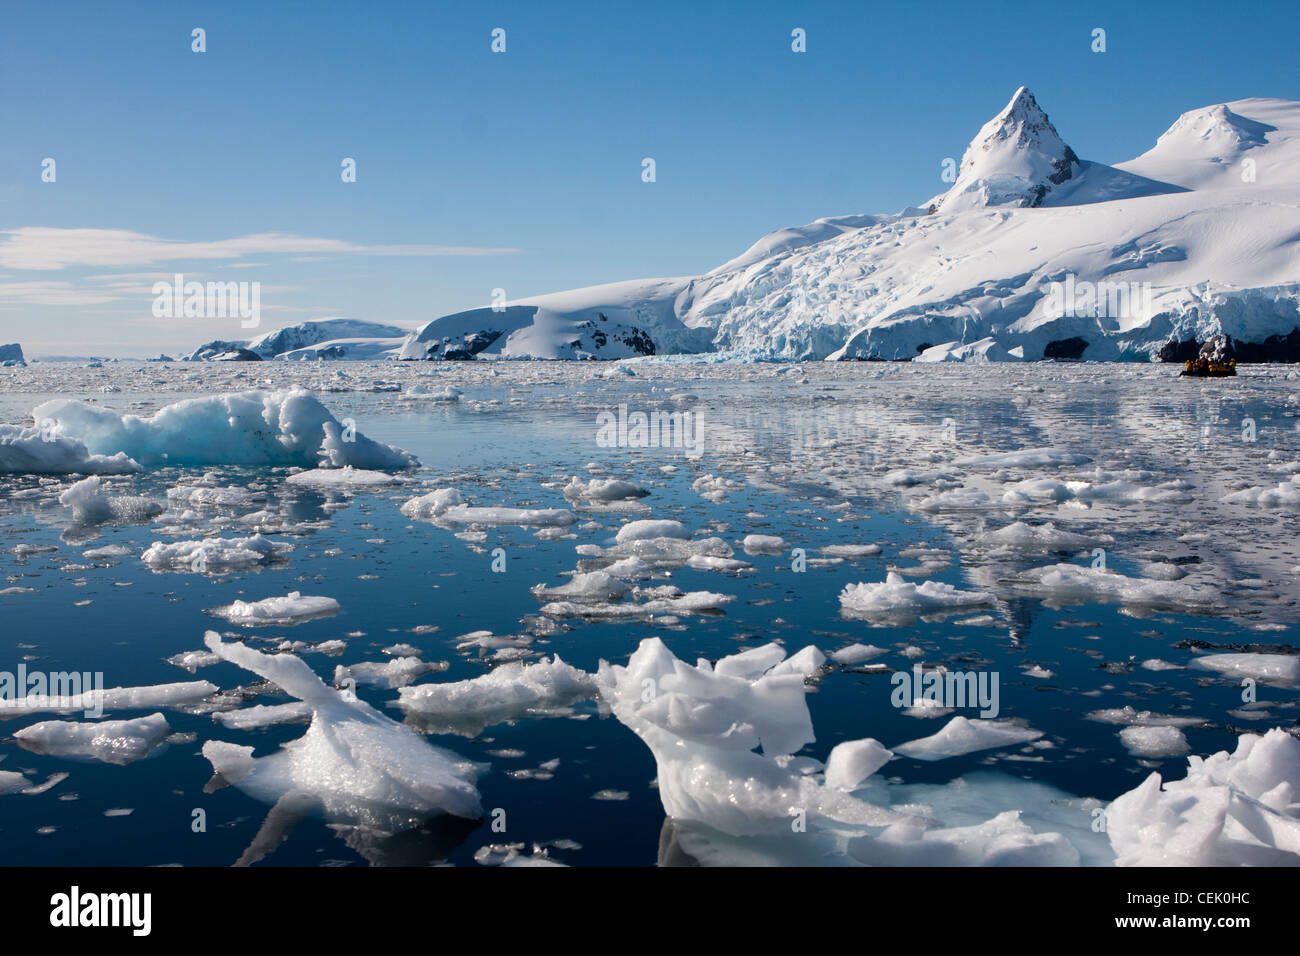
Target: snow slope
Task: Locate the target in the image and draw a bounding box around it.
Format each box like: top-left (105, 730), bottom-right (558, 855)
top-left (404, 89), bottom-right (1300, 362)
top-left (397, 279), bottom-right (711, 360)
top-left (189, 318), bottom-right (412, 362)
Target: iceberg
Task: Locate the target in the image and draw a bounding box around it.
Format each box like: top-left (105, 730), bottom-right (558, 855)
top-left (201, 632), bottom-right (482, 828)
top-left (1106, 729), bottom-right (1300, 865)
top-left (32, 388), bottom-right (417, 470)
top-left (0, 424), bottom-right (139, 476)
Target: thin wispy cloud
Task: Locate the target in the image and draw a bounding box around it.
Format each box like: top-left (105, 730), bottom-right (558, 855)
top-left (0, 228), bottom-right (523, 271)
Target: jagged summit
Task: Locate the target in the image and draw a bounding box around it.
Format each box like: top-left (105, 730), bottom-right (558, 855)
top-left (935, 86), bottom-right (1081, 212)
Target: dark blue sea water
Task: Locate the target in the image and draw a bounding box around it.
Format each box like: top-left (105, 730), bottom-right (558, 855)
top-left (1, 365), bottom-right (1296, 866)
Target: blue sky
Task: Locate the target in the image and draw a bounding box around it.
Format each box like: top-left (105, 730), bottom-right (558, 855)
top-left (2, 0), bottom-right (1298, 356)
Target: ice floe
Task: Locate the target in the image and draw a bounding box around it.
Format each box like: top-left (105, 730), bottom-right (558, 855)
top-left (0, 681), bottom-right (216, 719)
top-left (396, 655), bottom-right (596, 736)
top-left (562, 476), bottom-right (649, 501)
top-left (208, 591), bottom-right (340, 626)
top-left (1119, 725), bottom-right (1191, 759)
top-left (1192, 653), bottom-right (1300, 687)
top-left (285, 467), bottom-right (411, 492)
top-left (14, 713), bottom-right (171, 765)
top-left (1013, 564), bottom-right (1215, 610)
top-left (401, 488), bottom-right (575, 527)
top-left (201, 632), bottom-right (482, 828)
top-left (141, 534), bottom-right (292, 573)
top-left (58, 477), bottom-right (164, 525)
top-left (840, 571), bottom-right (994, 624)
top-left (892, 716), bottom-right (1044, 761)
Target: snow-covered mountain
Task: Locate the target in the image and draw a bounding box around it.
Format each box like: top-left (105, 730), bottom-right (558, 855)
top-left (189, 319), bottom-right (411, 361)
top-left (403, 88), bottom-right (1300, 362)
top-left (396, 279), bottom-right (711, 361)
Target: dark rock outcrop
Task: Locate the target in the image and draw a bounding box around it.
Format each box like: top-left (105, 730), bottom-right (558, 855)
top-left (1157, 327), bottom-right (1300, 363)
top-left (1043, 337), bottom-right (1089, 360)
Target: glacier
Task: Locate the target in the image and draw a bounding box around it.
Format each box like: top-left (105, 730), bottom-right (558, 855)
top-left (384, 88), bottom-right (1300, 363)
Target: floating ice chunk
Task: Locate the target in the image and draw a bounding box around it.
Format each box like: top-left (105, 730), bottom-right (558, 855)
top-left (911, 487), bottom-right (995, 512)
top-left (208, 591), bottom-right (340, 627)
top-left (692, 474), bottom-right (744, 501)
top-left (59, 477), bottom-right (163, 525)
top-left (831, 644), bottom-right (888, 665)
top-left (976, 521), bottom-right (1109, 552)
top-left (596, 638), bottom-right (901, 837)
top-left (1014, 563), bottom-right (1214, 610)
top-left (615, 519), bottom-right (689, 543)
top-left (955, 448), bottom-right (1093, 469)
top-left (881, 469), bottom-right (958, 488)
top-left (1086, 706), bottom-right (1206, 728)
top-left (686, 554), bottom-right (752, 572)
top-left (14, 713), bottom-right (171, 765)
top-left (1141, 561), bottom-right (1186, 581)
top-left (1119, 725), bottom-right (1190, 759)
top-left (599, 556), bottom-right (652, 579)
top-left (401, 488), bottom-right (575, 528)
top-left (333, 657), bottom-right (446, 689)
top-left (0, 680), bottom-right (216, 718)
top-left (1000, 475), bottom-right (1193, 507)
top-left (840, 572), bottom-right (994, 622)
top-left (531, 572), bottom-right (631, 604)
top-left (32, 389), bottom-right (417, 469)
top-left (396, 655), bottom-right (596, 736)
top-left (399, 488), bottom-right (465, 519)
top-left (741, 534), bottom-right (785, 555)
top-left (824, 739), bottom-right (894, 790)
top-left (285, 467), bottom-right (411, 492)
top-left (1140, 659), bottom-right (1183, 672)
top-left (166, 483), bottom-right (266, 508)
top-left (540, 587), bottom-right (733, 619)
top-left (595, 535), bottom-right (734, 570)
top-left (212, 701), bottom-right (313, 730)
top-left (0, 771), bottom-right (29, 795)
top-left (847, 808), bottom-right (1081, 867)
top-left (201, 632), bottom-right (481, 826)
top-left (1222, 475), bottom-right (1300, 508)
top-left (1192, 653), bottom-right (1300, 687)
top-left (82, 544), bottom-right (132, 560)
top-left (821, 544), bottom-right (882, 557)
top-left (893, 716), bottom-right (1043, 761)
top-left (166, 649), bottom-right (220, 672)
top-left (406, 384), bottom-right (461, 401)
top-left (0, 424), bottom-right (139, 475)
top-left (562, 476), bottom-right (649, 501)
top-left (141, 534), bottom-right (291, 573)
top-left (1106, 729), bottom-right (1300, 865)
top-left (473, 843), bottom-right (566, 867)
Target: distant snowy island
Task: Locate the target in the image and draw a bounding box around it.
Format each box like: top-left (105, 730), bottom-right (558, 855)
top-left (182, 88), bottom-right (1300, 365)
